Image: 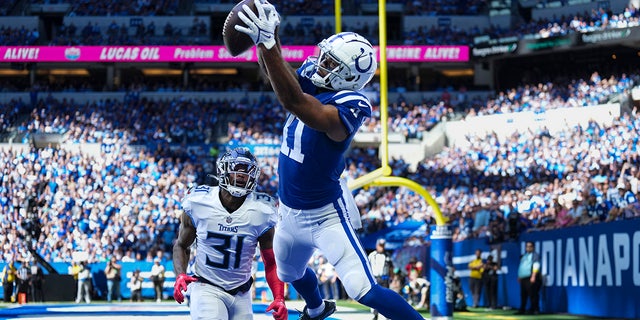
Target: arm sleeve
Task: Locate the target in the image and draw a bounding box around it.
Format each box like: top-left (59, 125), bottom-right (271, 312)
top-left (260, 248), bottom-right (284, 300)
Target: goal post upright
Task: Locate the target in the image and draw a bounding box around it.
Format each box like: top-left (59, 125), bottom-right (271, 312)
top-left (344, 2), bottom-right (454, 318)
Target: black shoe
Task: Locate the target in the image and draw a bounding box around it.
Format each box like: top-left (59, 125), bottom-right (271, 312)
top-left (299, 300), bottom-right (337, 320)
top-left (514, 310), bottom-right (526, 315)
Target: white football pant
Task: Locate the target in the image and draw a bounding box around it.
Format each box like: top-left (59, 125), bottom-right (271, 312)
top-left (188, 282), bottom-right (253, 320)
top-left (274, 196), bottom-right (376, 300)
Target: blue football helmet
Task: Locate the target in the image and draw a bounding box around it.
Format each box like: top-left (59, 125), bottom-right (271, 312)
top-left (309, 32), bottom-right (377, 91)
top-left (216, 147), bottom-right (260, 197)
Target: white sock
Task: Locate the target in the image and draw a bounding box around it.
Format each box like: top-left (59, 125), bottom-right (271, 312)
top-left (307, 301), bottom-right (326, 318)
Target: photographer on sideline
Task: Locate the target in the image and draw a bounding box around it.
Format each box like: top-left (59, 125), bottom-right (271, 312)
top-left (105, 257), bottom-right (122, 302)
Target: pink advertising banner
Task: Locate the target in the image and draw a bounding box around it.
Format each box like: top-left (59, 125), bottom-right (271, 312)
top-left (0, 45), bottom-right (468, 63)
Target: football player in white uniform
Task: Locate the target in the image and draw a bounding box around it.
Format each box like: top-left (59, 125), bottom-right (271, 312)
top-left (235, 1), bottom-right (425, 319)
top-left (172, 148), bottom-right (288, 320)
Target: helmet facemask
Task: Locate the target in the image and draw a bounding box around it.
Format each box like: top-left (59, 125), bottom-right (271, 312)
top-left (309, 32), bottom-right (377, 91)
top-left (217, 149), bottom-right (260, 197)
top-left (311, 50), bottom-right (349, 90)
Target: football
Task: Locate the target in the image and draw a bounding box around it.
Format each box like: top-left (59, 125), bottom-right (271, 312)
top-left (223, 0), bottom-right (258, 57)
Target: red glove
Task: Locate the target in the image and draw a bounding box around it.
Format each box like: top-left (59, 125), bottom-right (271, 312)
top-left (266, 298), bottom-right (288, 320)
top-left (173, 273), bottom-right (197, 304)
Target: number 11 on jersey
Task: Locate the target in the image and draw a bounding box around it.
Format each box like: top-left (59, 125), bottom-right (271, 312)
top-left (280, 114), bottom-right (305, 164)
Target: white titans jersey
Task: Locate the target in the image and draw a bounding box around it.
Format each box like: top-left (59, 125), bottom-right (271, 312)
top-left (182, 185), bottom-right (277, 290)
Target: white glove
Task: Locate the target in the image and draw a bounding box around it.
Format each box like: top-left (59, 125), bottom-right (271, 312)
top-left (234, 0), bottom-right (280, 49)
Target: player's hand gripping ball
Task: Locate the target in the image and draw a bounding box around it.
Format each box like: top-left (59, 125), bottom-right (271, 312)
top-left (223, 0), bottom-right (279, 56)
top-left (222, 0), bottom-right (259, 56)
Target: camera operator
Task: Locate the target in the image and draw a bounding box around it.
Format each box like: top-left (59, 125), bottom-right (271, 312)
top-left (105, 257), bottom-right (122, 302)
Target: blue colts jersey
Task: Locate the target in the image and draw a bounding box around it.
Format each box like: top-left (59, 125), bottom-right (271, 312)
top-left (277, 60), bottom-right (372, 209)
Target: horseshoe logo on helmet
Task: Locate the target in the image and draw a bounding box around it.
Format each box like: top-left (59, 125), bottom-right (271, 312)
top-left (355, 48), bottom-right (374, 73)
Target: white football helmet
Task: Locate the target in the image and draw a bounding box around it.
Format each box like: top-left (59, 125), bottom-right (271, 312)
top-left (216, 147), bottom-right (260, 197)
top-left (309, 32), bottom-right (377, 91)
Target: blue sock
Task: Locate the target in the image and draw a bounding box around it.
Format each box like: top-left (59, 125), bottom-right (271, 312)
top-left (291, 267), bottom-right (324, 309)
top-left (358, 284), bottom-right (423, 320)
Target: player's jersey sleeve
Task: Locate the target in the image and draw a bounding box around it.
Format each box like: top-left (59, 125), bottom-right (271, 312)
top-left (181, 187), bottom-right (194, 217)
top-left (251, 192), bottom-right (278, 237)
top-left (297, 57), bottom-right (319, 95)
top-left (181, 185), bottom-right (211, 224)
top-left (330, 90), bottom-right (372, 136)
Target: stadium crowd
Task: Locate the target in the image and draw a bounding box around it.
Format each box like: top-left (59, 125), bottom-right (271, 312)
top-left (0, 26), bottom-right (39, 46)
top-left (10, 94), bottom-right (222, 145)
top-left (51, 17), bottom-right (210, 46)
top-left (66, 0), bottom-right (180, 16)
top-left (0, 63), bottom-right (639, 264)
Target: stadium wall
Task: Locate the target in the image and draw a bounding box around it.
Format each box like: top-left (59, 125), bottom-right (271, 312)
top-left (450, 219), bottom-right (640, 319)
top-left (380, 219), bottom-right (639, 319)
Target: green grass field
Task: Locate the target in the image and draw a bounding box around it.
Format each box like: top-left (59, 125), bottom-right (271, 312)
top-left (0, 300), bottom-right (612, 319)
top-left (335, 300), bottom-right (610, 320)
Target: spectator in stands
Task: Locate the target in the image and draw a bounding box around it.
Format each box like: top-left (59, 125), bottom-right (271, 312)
top-left (585, 194), bottom-right (609, 222)
top-left (568, 199), bottom-right (585, 222)
top-left (487, 210), bottom-right (506, 244)
top-left (552, 198), bottom-right (574, 228)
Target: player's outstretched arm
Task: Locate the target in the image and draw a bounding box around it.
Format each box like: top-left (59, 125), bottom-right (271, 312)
top-left (257, 38), bottom-right (297, 84)
top-left (172, 211), bottom-right (197, 304)
top-left (259, 228), bottom-right (288, 320)
top-left (235, 0), bottom-right (348, 141)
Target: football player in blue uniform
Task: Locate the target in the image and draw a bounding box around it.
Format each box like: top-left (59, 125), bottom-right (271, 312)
top-left (235, 2), bottom-right (425, 319)
top-left (172, 148), bottom-right (288, 320)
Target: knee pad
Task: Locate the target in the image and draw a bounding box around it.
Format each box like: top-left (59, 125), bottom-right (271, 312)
top-left (338, 265), bottom-right (373, 300)
top-left (277, 265), bottom-right (306, 283)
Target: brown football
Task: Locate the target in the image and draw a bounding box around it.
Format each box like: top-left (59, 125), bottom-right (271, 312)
top-left (222, 0), bottom-right (258, 57)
